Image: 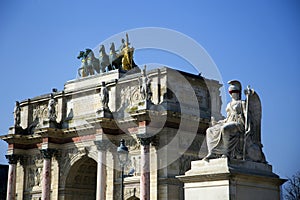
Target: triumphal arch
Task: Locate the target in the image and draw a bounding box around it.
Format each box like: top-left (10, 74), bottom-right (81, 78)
top-left (1, 34), bottom-right (223, 200)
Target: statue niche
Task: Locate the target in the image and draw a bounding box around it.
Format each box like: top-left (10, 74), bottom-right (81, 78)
top-left (203, 80), bottom-right (266, 163)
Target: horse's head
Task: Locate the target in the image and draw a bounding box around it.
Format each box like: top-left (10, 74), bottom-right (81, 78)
top-left (99, 45), bottom-right (106, 54)
top-left (77, 51), bottom-right (85, 59)
top-left (85, 48), bottom-right (94, 57)
top-left (110, 42), bottom-right (116, 52)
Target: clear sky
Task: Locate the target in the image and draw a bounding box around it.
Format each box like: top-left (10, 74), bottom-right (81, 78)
top-left (0, 0), bottom-right (299, 182)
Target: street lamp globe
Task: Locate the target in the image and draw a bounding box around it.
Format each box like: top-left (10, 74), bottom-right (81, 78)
top-left (117, 139), bottom-right (129, 166)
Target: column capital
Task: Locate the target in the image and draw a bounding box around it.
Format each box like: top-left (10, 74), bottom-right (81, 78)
top-left (40, 148), bottom-right (57, 159)
top-left (94, 140), bottom-right (110, 151)
top-left (5, 154), bottom-right (22, 164)
top-left (137, 134), bottom-right (153, 146)
top-left (137, 134), bottom-right (159, 147)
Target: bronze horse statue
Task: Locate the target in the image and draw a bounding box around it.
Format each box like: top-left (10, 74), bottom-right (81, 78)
top-left (99, 45), bottom-right (110, 73)
top-left (77, 50), bottom-right (89, 77)
top-left (109, 42), bottom-right (122, 70)
top-left (85, 48), bottom-right (99, 74)
top-left (77, 49), bottom-right (99, 77)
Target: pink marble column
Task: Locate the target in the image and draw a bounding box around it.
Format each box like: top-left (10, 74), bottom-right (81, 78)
top-left (5, 155), bottom-right (19, 200)
top-left (40, 149), bottom-right (56, 200)
top-left (138, 138), bottom-right (151, 200)
top-left (95, 140), bottom-right (108, 200)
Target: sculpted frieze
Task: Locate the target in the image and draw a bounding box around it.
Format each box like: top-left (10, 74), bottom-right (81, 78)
top-left (25, 153), bottom-right (43, 190)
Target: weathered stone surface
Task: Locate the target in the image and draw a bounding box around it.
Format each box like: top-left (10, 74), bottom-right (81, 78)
top-left (1, 66), bottom-right (223, 200)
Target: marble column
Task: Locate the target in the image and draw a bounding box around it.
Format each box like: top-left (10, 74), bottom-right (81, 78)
top-left (40, 149), bottom-right (56, 200)
top-left (94, 140), bottom-right (109, 200)
top-left (5, 155), bottom-right (19, 200)
top-left (138, 137), bottom-right (152, 200)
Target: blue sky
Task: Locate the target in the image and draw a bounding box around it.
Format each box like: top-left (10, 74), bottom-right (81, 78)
top-left (0, 0), bottom-right (299, 181)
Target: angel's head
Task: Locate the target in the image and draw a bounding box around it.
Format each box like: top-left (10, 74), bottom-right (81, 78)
top-left (228, 80), bottom-right (242, 100)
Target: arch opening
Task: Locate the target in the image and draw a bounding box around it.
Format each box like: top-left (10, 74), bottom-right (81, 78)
top-left (64, 156), bottom-right (97, 200)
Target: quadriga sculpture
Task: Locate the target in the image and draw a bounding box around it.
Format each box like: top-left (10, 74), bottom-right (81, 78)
top-left (203, 80), bottom-right (266, 163)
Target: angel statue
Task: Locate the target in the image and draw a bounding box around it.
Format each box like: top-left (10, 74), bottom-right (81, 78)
top-left (203, 80), bottom-right (266, 163)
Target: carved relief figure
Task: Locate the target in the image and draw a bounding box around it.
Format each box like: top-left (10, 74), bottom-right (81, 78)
top-left (203, 80), bottom-right (265, 162)
top-left (14, 101), bottom-right (21, 127)
top-left (35, 167), bottom-right (42, 186)
top-left (28, 168), bottom-right (35, 188)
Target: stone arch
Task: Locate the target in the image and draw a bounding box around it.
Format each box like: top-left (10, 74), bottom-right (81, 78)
top-left (62, 156), bottom-right (97, 200)
top-left (60, 149), bottom-right (97, 187)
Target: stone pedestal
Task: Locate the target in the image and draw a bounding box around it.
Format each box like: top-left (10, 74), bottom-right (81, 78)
top-left (96, 107), bottom-right (112, 118)
top-left (177, 158), bottom-right (286, 200)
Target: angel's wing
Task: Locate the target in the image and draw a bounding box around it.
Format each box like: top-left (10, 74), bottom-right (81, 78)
top-left (247, 89), bottom-right (262, 144)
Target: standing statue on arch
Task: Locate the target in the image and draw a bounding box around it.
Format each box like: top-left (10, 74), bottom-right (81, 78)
top-left (203, 80), bottom-right (266, 163)
top-left (138, 65), bottom-right (152, 101)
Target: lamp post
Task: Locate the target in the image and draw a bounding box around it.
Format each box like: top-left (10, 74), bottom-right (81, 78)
top-left (117, 139), bottom-right (129, 200)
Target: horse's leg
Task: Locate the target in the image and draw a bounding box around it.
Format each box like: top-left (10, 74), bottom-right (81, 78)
top-left (99, 63), bottom-right (104, 74)
top-left (88, 65), bottom-right (94, 75)
top-left (94, 63), bottom-right (100, 74)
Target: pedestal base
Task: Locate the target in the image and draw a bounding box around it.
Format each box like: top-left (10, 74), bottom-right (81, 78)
top-left (177, 158), bottom-right (286, 200)
top-left (96, 108), bottom-right (112, 118)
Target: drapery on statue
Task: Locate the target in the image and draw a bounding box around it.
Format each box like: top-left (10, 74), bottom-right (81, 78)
top-left (14, 101), bottom-right (21, 127)
top-left (99, 81), bottom-right (109, 109)
top-left (203, 80), bottom-right (266, 163)
top-left (48, 93), bottom-right (57, 121)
